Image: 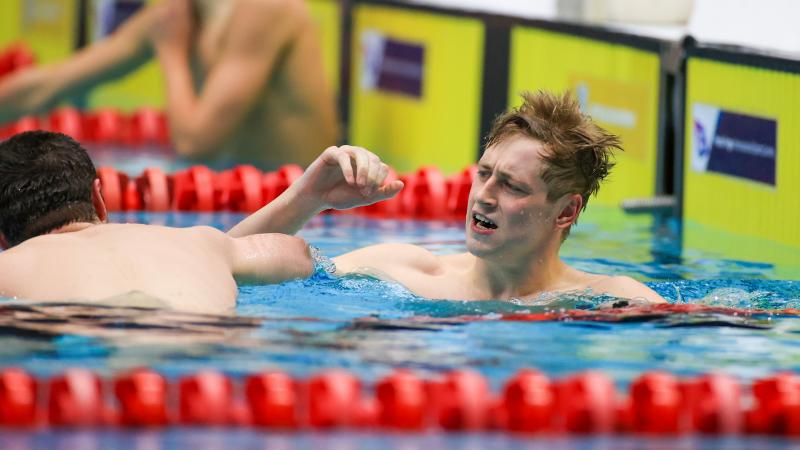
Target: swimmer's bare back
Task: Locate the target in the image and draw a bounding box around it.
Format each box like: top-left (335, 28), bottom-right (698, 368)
top-left (0, 223), bottom-right (312, 314)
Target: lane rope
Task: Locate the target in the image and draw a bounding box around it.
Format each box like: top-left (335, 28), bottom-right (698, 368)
top-left (1, 107), bottom-right (473, 219)
top-left (2, 366), bottom-right (798, 435)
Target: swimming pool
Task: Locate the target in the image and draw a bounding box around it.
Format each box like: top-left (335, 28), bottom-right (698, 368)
top-left (2, 205), bottom-right (799, 388)
top-left (3, 196), bottom-right (800, 446)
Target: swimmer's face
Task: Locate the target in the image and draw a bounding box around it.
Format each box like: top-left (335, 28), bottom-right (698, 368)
top-left (466, 135), bottom-right (572, 262)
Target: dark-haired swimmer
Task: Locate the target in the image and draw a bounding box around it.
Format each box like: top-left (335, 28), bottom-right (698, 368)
top-left (0, 131), bottom-right (402, 314)
top-left (332, 91), bottom-right (666, 304)
top-left (0, 0), bottom-right (337, 167)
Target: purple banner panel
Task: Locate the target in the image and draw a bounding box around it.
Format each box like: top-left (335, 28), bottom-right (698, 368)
top-left (361, 31), bottom-right (425, 98)
top-left (692, 104), bottom-right (777, 186)
top-left (376, 39), bottom-right (425, 98)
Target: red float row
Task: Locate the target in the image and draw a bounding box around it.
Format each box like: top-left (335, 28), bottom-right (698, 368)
top-left (0, 42), bottom-right (35, 78)
top-left (97, 164), bottom-right (477, 220)
top-left (0, 107), bottom-right (170, 147)
top-left (1, 367), bottom-right (799, 435)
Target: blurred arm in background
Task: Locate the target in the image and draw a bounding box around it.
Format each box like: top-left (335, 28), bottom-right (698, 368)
top-left (0, 5), bottom-right (159, 123)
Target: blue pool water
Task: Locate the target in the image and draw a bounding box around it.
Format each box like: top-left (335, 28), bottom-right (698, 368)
top-left (2, 207), bottom-right (799, 391)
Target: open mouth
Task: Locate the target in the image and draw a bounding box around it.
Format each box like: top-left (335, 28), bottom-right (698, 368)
top-left (472, 212), bottom-right (497, 230)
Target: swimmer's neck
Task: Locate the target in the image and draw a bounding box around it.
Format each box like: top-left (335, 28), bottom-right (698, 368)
top-left (467, 249), bottom-right (571, 299)
top-left (49, 221), bottom-right (101, 235)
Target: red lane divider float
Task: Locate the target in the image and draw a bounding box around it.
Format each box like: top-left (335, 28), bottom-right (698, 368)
top-left (0, 101), bottom-right (474, 218)
top-left (48, 369), bottom-right (110, 426)
top-left (2, 366), bottom-right (799, 436)
top-left (246, 371), bottom-right (299, 428)
top-left (0, 368), bottom-right (38, 426)
top-left (0, 108), bottom-right (170, 147)
top-left (47, 107), bottom-right (86, 142)
top-left (96, 163), bottom-right (476, 219)
top-left (0, 42), bottom-right (36, 79)
top-left (115, 368), bottom-right (170, 426)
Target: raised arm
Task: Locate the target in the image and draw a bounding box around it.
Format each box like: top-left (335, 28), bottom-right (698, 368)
top-left (0, 4), bottom-right (158, 122)
top-left (152, 0), bottom-right (301, 158)
top-left (228, 146), bottom-right (403, 237)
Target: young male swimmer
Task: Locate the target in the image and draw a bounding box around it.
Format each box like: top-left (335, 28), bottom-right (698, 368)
top-left (0, 131), bottom-right (402, 314)
top-left (331, 91), bottom-right (666, 303)
top-left (0, 0), bottom-right (337, 167)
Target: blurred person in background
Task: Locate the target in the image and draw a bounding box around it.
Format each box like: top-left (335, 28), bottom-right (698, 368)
top-left (0, 0), bottom-right (338, 168)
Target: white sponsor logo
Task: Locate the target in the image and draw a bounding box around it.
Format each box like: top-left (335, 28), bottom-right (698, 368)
top-left (691, 103), bottom-right (720, 173)
top-left (360, 30), bottom-right (386, 91)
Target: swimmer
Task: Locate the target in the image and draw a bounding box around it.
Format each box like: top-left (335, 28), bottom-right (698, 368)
top-left (0, 0), bottom-right (337, 167)
top-left (0, 131), bottom-right (402, 314)
top-left (328, 91), bottom-right (664, 303)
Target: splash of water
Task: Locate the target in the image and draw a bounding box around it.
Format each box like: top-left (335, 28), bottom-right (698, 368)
top-left (309, 245), bottom-right (337, 277)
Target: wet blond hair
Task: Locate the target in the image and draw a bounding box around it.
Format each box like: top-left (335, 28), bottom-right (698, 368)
top-left (485, 90), bottom-right (622, 236)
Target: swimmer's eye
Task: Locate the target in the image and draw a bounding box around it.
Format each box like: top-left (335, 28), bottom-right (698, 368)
top-left (504, 181), bottom-right (527, 194)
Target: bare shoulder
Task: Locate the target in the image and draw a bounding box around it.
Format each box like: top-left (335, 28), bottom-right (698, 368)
top-left (221, 0), bottom-right (308, 52)
top-left (0, 248), bottom-right (32, 297)
top-left (182, 225), bottom-right (231, 246)
top-left (590, 275), bottom-right (666, 304)
top-left (332, 243), bottom-right (441, 276)
top-left (0, 256), bottom-right (13, 297)
top-left (185, 225), bottom-right (228, 237)
top-left (232, 0), bottom-right (307, 24)
top-left (244, 0), bottom-right (308, 11)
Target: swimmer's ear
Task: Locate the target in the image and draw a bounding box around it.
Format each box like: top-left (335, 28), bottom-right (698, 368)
top-left (555, 193), bottom-right (582, 230)
top-left (0, 233), bottom-right (8, 250)
top-left (92, 179), bottom-right (108, 223)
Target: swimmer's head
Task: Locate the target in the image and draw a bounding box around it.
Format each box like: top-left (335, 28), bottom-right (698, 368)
top-left (0, 131), bottom-right (104, 248)
top-left (483, 90), bottom-right (621, 239)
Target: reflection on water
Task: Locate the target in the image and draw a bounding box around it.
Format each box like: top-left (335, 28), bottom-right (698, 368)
top-left (0, 301), bottom-right (262, 343)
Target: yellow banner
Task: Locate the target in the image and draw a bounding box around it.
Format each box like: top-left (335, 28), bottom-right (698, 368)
top-left (349, 4), bottom-right (484, 174)
top-left (509, 26), bottom-right (661, 206)
top-left (684, 57), bottom-right (800, 252)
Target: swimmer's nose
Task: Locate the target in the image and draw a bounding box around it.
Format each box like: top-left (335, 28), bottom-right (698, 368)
top-left (473, 179), bottom-right (498, 209)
